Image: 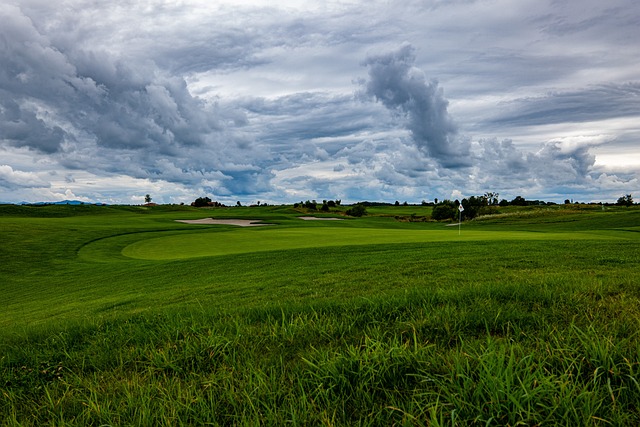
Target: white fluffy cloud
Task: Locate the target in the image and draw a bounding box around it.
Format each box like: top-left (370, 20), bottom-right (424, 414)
top-left (0, 165), bottom-right (49, 189)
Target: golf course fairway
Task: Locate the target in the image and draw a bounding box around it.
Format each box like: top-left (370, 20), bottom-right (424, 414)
top-left (120, 226), bottom-right (622, 260)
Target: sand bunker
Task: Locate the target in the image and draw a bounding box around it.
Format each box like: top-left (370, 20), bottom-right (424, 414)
top-left (298, 216), bottom-right (344, 221)
top-left (176, 218), bottom-right (272, 227)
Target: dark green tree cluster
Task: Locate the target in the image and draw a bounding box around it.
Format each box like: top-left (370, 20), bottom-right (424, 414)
top-left (459, 195), bottom-right (487, 219)
top-left (345, 203), bottom-right (367, 217)
top-left (431, 200), bottom-right (458, 221)
top-left (320, 199), bottom-right (340, 211)
top-left (431, 193), bottom-right (500, 221)
top-left (428, 191), bottom-right (635, 222)
top-left (510, 195), bottom-right (527, 206)
top-left (617, 194), bottom-right (634, 206)
top-left (431, 196), bottom-right (491, 221)
top-left (294, 199), bottom-right (341, 211)
top-left (294, 200), bottom-right (318, 210)
top-left (498, 196), bottom-right (552, 207)
top-left (192, 197), bottom-right (212, 207)
top-left (192, 197), bottom-right (226, 207)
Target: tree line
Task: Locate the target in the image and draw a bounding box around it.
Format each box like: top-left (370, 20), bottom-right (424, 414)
top-left (184, 193), bottom-right (633, 221)
top-left (431, 193), bottom-right (635, 221)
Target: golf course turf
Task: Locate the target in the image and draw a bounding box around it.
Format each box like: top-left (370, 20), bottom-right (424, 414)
top-left (1, 203), bottom-right (640, 425)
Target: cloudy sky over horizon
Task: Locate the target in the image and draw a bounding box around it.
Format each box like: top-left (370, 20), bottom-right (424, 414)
top-left (1, 0), bottom-right (639, 205)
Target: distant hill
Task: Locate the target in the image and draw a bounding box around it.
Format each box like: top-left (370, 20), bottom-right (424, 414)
top-left (15, 200), bottom-right (105, 206)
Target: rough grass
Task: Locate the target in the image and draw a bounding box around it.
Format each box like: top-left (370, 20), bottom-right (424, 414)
top-left (1, 204), bottom-right (640, 425)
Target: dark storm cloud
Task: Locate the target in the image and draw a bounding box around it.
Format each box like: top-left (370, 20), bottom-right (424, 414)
top-left (0, 12), bottom-right (220, 153)
top-left (0, 5), bottom-right (72, 153)
top-left (490, 83), bottom-right (640, 127)
top-left (531, 142), bottom-right (595, 180)
top-left (0, 96), bottom-right (65, 153)
top-left (455, 50), bottom-right (594, 94)
top-left (474, 136), bottom-right (600, 195)
top-left (357, 42), bottom-right (608, 194)
top-left (476, 138), bottom-right (529, 177)
top-left (241, 92), bottom-right (381, 158)
top-left (0, 3), bottom-right (269, 194)
top-left (536, 3), bottom-right (637, 40)
top-left (156, 30), bottom-right (268, 75)
top-left (362, 43), bottom-right (471, 168)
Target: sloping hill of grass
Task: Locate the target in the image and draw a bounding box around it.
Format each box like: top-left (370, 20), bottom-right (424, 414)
top-left (1, 204), bottom-right (640, 425)
top-left (473, 204), bottom-right (640, 231)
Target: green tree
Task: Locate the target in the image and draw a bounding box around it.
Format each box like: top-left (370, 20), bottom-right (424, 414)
top-left (617, 194), bottom-right (634, 207)
top-left (460, 196), bottom-right (484, 219)
top-left (346, 204), bottom-right (367, 217)
top-left (144, 194), bottom-right (152, 204)
top-left (511, 195), bottom-right (527, 206)
top-left (484, 192), bottom-right (499, 205)
top-left (193, 197), bottom-right (211, 207)
top-left (431, 200), bottom-right (457, 221)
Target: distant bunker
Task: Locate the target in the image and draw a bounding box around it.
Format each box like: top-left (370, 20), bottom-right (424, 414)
top-left (175, 216), bottom-right (344, 227)
top-left (297, 216), bottom-right (344, 221)
top-left (175, 218), bottom-right (272, 227)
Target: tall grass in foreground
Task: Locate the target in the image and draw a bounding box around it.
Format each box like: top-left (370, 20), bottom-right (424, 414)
top-left (3, 281), bottom-right (640, 426)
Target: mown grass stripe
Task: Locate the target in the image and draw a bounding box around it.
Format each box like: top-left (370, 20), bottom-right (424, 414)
top-left (119, 227), bottom-right (624, 260)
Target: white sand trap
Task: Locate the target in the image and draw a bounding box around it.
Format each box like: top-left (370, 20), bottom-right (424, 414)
top-left (298, 216), bottom-right (344, 221)
top-left (176, 218), bottom-right (272, 227)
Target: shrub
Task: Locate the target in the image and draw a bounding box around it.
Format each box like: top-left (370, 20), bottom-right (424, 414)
top-left (431, 201), bottom-right (457, 221)
top-left (346, 204), bottom-right (367, 217)
top-left (193, 197), bottom-right (212, 207)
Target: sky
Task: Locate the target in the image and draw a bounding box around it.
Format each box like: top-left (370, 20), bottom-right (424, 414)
top-left (1, 0), bottom-right (639, 205)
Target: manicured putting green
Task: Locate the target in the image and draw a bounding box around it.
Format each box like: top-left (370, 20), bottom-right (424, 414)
top-left (121, 226), bottom-right (617, 260)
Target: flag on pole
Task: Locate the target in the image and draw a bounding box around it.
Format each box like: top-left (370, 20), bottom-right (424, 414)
top-left (458, 204), bottom-right (464, 212)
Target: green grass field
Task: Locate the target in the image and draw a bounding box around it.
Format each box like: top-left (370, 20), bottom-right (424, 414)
top-left (1, 203), bottom-right (640, 425)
